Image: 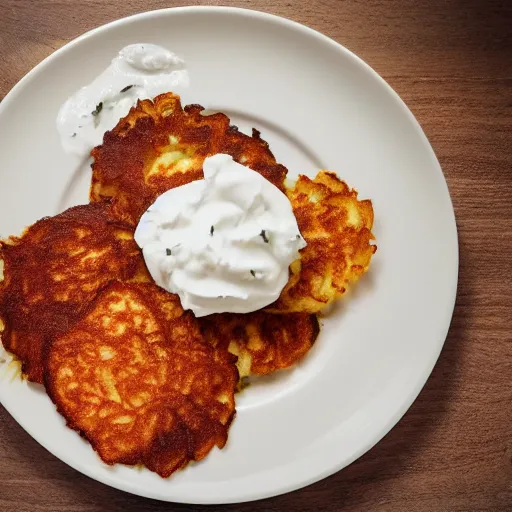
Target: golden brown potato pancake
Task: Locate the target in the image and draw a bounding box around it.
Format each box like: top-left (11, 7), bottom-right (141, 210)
top-left (199, 312), bottom-right (319, 379)
top-left (90, 93), bottom-right (287, 227)
top-left (44, 281), bottom-right (238, 477)
top-left (0, 203), bottom-right (139, 383)
top-left (269, 171), bottom-right (376, 313)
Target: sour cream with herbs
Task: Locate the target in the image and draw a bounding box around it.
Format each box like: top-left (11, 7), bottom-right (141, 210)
top-left (56, 44), bottom-right (189, 157)
top-left (134, 154), bottom-right (306, 317)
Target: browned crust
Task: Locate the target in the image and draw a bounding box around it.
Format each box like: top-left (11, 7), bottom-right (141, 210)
top-left (0, 203), bottom-right (140, 383)
top-left (199, 311), bottom-right (320, 378)
top-left (269, 171), bottom-right (377, 313)
top-left (90, 93), bottom-right (287, 227)
top-left (43, 281), bottom-right (238, 478)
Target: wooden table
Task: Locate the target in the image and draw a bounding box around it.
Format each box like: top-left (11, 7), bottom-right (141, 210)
top-left (1, 1), bottom-right (511, 510)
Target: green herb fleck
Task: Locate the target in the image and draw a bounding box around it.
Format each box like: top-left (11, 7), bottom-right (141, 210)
top-left (166, 248), bottom-right (172, 256)
top-left (250, 270), bottom-right (256, 277)
top-left (260, 229), bottom-right (269, 243)
top-left (71, 133), bottom-right (76, 138)
top-left (91, 102), bottom-right (103, 117)
top-left (210, 225), bottom-right (215, 236)
top-left (120, 85), bottom-right (134, 93)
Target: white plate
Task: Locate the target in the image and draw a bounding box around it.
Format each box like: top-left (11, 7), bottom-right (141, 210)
top-left (0, 6), bottom-right (458, 504)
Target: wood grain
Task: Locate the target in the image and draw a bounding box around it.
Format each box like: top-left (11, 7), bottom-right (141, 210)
top-left (1, 1), bottom-right (511, 511)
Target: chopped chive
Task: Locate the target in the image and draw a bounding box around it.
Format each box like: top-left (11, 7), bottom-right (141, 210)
top-left (71, 133), bottom-right (76, 138)
top-left (210, 225), bottom-right (215, 236)
top-left (250, 270), bottom-right (256, 277)
top-left (260, 229), bottom-right (269, 243)
top-left (120, 85), bottom-right (134, 93)
top-left (91, 102), bottom-right (103, 117)
top-left (166, 248), bottom-right (172, 256)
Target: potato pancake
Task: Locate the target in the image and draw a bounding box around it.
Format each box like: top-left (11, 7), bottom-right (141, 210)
top-left (199, 312), bottom-right (319, 379)
top-left (269, 171), bottom-right (376, 313)
top-left (0, 203), bottom-right (139, 383)
top-left (44, 282), bottom-right (238, 477)
top-left (90, 93), bottom-right (287, 227)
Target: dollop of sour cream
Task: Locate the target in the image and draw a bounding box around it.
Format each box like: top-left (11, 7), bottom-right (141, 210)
top-left (134, 154), bottom-right (306, 317)
top-left (56, 44), bottom-right (189, 158)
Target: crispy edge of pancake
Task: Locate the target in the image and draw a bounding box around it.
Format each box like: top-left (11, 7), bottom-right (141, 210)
top-left (199, 311), bottom-right (320, 379)
top-left (43, 281), bottom-right (238, 477)
top-left (268, 171), bottom-right (377, 314)
top-left (0, 203), bottom-right (140, 383)
top-left (89, 92), bottom-right (288, 227)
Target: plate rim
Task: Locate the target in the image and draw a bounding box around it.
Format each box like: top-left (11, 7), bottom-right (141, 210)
top-left (0, 5), bottom-right (459, 504)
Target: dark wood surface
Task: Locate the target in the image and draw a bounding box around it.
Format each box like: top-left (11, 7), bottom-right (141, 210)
top-left (1, 1), bottom-right (511, 510)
